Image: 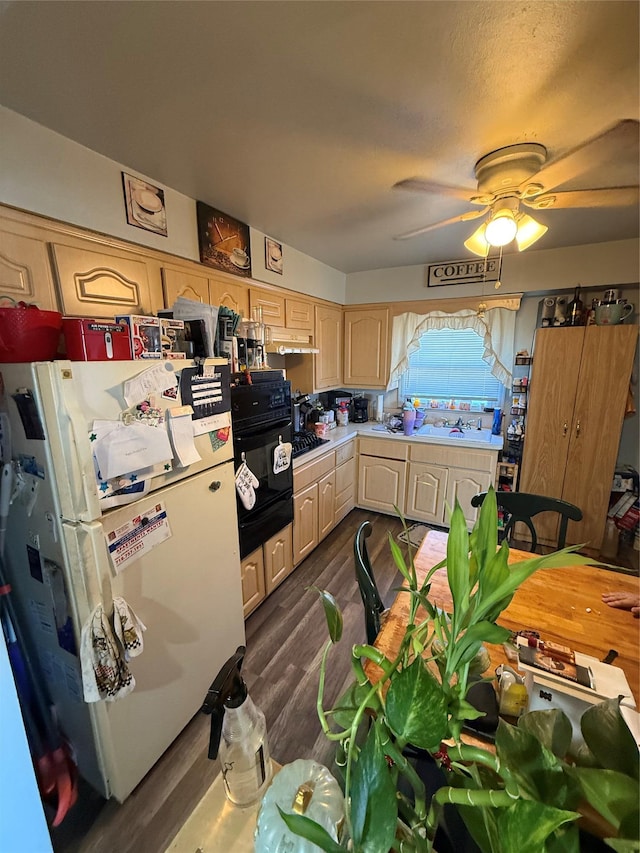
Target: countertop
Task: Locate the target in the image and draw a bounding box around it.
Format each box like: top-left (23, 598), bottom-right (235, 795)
top-left (293, 422), bottom-right (503, 469)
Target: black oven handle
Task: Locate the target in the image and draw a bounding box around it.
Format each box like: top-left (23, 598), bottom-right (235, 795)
top-left (233, 417), bottom-right (292, 440)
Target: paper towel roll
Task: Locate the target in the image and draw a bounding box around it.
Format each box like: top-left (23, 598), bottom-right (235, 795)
top-left (376, 394), bottom-right (384, 421)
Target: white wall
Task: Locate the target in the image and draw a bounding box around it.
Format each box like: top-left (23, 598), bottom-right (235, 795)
top-left (0, 106), bottom-right (346, 303)
top-left (345, 239), bottom-right (640, 304)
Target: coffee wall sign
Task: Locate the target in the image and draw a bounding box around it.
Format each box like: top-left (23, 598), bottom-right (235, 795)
top-left (196, 201), bottom-right (252, 278)
top-left (426, 257), bottom-right (501, 287)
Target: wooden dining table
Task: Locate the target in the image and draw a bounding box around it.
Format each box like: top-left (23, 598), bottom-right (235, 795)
top-left (366, 530), bottom-right (640, 703)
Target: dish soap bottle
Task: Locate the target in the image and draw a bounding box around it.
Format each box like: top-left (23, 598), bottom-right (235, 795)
top-left (201, 645), bottom-right (272, 807)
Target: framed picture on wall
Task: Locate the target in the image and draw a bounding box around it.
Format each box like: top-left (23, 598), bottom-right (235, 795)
top-left (122, 172), bottom-right (167, 236)
top-left (196, 201), bottom-right (252, 278)
top-left (265, 237), bottom-right (283, 274)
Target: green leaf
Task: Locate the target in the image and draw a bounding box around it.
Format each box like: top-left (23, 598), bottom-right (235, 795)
top-left (490, 801), bottom-right (579, 853)
top-left (385, 658), bottom-right (448, 750)
top-left (330, 679), bottom-right (375, 730)
top-left (446, 502), bottom-right (471, 616)
top-left (448, 621), bottom-right (511, 671)
top-left (495, 720), bottom-right (581, 808)
top-left (277, 806), bottom-right (344, 852)
top-left (545, 823), bottom-right (581, 853)
top-left (472, 485), bottom-right (499, 575)
top-left (312, 587), bottom-right (343, 644)
top-left (476, 544), bottom-right (510, 608)
top-left (388, 533), bottom-right (413, 585)
top-left (567, 767), bottom-right (640, 831)
top-left (350, 723), bottom-right (398, 853)
top-left (604, 839), bottom-right (640, 852)
top-left (581, 697), bottom-right (640, 780)
top-left (518, 709), bottom-right (573, 759)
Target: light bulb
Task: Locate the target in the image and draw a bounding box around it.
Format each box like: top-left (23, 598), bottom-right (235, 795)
top-left (515, 213), bottom-right (548, 251)
top-left (485, 210), bottom-right (517, 247)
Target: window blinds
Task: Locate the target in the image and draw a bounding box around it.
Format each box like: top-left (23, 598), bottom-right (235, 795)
top-left (400, 327), bottom-right (503, 402)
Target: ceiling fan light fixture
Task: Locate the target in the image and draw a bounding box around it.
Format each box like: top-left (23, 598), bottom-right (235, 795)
top-left (463, 223), bottom-right (490, 257)
top-left (515, 213), bottom-right (548, 251)
top-left (484, 204), bottom-right (518, 247)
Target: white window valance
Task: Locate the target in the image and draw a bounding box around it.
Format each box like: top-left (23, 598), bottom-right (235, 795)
top-left (388, 300), bottom-right (520, 392)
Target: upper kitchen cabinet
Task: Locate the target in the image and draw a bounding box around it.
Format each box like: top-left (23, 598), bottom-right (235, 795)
top-left (0, 220), bottom-right (58, 310)
top-left (51, 243), bottom-right (157, 318)
top-left (343, 307), bottom-right (390, 389)
top-left (520, 325), bottom-right (637, 553)
top-left (284, 303), bottom-right (342, 394)
top-left (210, 276), bottom-right (249, 319)
top-left (284, 297), bottom-right (313, 331)
top-left (162, 266), bottom-right (209, 306)
top-left (249, 287), bottom-right (285, 325)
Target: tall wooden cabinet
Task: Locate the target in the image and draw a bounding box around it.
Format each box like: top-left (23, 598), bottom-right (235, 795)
top-left (519, 325), bottom-right (637, 552)
top-left (343, 307), bottom-right (390, 388)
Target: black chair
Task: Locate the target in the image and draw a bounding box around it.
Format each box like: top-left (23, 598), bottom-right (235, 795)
top-left (354, 520), bottom-right (387, 644)
top-left (471, 491), bottom-right (583, 552)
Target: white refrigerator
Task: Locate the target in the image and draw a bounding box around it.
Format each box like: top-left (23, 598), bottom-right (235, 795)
top-left (0, 359), bottom-right (245, 802)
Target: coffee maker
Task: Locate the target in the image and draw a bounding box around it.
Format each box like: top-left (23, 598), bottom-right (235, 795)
top-left (352, 396), bottom-right (369, 423)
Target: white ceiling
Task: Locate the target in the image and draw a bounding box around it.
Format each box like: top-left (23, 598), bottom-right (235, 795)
top-left (0, 1), bottom-right (638, 274)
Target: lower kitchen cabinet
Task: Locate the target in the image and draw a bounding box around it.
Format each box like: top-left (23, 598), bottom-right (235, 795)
top-left (293, 482), bottom-right (319, 565)
top-left (334, 442), bottom-right (356, 525)
top-left (264, 523), bottom-right (294, 595)
top-left (357, 438), bottom-right (408, 516)
top-left (447, 470), bottom-right (493, 528)
top-left (405, 462), bottom-right (448, 525)
top-left (240, 547), bottom-right (266, 618)
top-left (318, 471), bottom-right (336, 540)
top-left (241, 523), bottom-right (294, 616)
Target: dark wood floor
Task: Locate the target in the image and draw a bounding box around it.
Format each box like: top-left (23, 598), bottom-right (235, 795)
top-left (51, 509), bottom-right (405, 853)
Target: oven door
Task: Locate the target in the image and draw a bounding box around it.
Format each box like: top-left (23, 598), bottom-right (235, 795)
top-left (233, 418), bottom-right (293, 522)
top-left (237, 491), bottom-right (293, 559)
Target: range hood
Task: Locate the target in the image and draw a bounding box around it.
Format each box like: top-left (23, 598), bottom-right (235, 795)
top-left (266, 328), bottom-right (318, 356)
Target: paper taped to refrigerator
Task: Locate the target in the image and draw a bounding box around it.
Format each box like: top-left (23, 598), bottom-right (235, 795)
top-left (93, 421), bottom-right (173, 480)
top-left (167, 407), bottom-right (201, 467)
top-left (123, 362), bottom-right (178, 407)
top-left (105, 501), bottom-right (172, 574)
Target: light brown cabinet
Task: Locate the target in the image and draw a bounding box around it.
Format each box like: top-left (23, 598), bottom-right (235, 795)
top-left (0, 225), bottom-right (58, 310)
top-left (210, 277), bottom-right (249, 318)
top-left (318, 470), bottom-right (336, 540)
top-left (343, 307), bottom-right (390, 389)
top-left (334, 441), bottom-right (356, 525)
top-left (249, 287), bottom-right (285, 325)
top-left (263, 523), bottom-right (294, 595)
top-left (357, 438), bottom-right (408, 515)
top-left (406, 463), bottom-right (448, 525)
top-left (285, 297), bottom-right (314, 331)
top-left (520, 325), bottom-right (637, 552)
top-left (51, 243), bottom-right (157, 317)
top-left (240, 547), bottom-right (266, 617)
top-left (162, 266), bottom-right (209, 306)
top-left (293, 481), bottom-right (319, 565)
top-left (285, 303), bottom-right (342, 393)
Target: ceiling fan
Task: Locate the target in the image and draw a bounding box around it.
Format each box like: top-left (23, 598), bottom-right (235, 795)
top-left (393, 119), bottom-right (640, 256)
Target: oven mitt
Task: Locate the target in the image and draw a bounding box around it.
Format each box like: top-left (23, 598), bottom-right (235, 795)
top-left (235, 461), bottom-right (259, 510)
top-left (112, 596), bottom-right (147, 660)
top-left (80, 604), bottom-right (135, 702)
top-left (273, 440), bottom-right (292, 474)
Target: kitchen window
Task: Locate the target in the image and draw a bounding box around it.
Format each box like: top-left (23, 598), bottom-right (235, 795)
top-left (399, 327), bottom-right (505, 407)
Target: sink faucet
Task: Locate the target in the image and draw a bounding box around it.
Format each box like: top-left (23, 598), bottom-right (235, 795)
top-left (455, 417), bottom-right (464, 429)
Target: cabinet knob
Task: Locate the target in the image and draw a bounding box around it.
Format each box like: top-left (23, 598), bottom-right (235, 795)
top-left (575, 420), bottom-right (581, 437)
top-left (562, 422), bottom-right (568, 436)
top-left (209, 480), bottom-right (221, 492)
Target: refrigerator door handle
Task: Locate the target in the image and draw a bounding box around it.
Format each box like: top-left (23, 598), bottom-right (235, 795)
top-left (58, 372), bottom-right (102, 521)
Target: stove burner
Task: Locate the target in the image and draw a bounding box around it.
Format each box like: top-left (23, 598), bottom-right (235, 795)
top-left (291, 431), bottom-right (331, 459)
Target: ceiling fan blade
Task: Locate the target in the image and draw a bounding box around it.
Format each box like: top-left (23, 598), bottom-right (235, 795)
top-left (393, 177), bottom-right (476, 201)
top-left (394, 207), bottom-right (489, 241)
top-left (519, 119), bottom-right (640, 196)
top-left (523, 186), bottom-right (639, 210)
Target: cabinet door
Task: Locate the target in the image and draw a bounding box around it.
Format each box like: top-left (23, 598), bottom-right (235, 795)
top-left (241, 547), bottom-right (266, 618)
top-left (210, 276), bottom-right (249, 318)
top-left (0, 228), bottom-right (58, 310)
top-left (446, 470), bottom-right (493, 529)
top-left (315, 304), bottom-right (342, 391)
top-left (343, 307), bottom-right (390, 389)
top-left (162, 267), bottom-right (209, 307)
top-left (264, 523), bottom-right (294, 594)
top-left (318, 470), bottom-right (336, 541)
top-left (250, 287), bottom-right (285, 325)
top-left (519, 328), bottom-right (585, 542)
top-left (293, 482), bottom-right (319, 565)
top-left (357, 456), bottom-right (406, 516)
top-left (406, 462), bottom-right (448, 525)
top-left (285, 297), bottom-right (314, 331)
top-left (335, 456), bottom-right (356, 525)
top-left (562, 325), bottom-right (637, 550)
top-left (51, 244), bottom-right (154, 317)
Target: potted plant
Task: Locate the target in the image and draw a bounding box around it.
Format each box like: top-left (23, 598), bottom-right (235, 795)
top-left (278, 488), bottom-right (640, 852)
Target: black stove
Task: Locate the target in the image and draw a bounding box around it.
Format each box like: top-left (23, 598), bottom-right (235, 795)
top-left (292, 431), bottom-right (331, 459)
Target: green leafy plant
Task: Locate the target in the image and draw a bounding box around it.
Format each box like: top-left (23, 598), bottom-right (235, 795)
top-left (280, 488), bottom-right (640, 852)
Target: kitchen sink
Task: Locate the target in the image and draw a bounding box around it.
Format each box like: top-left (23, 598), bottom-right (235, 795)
top-left (416, 425), bottom-right (492, 441)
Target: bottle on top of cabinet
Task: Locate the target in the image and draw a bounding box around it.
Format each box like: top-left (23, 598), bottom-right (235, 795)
top-left (567, 286), bottom-right (584, 326)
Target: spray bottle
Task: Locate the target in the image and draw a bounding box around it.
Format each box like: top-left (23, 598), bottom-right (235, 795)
top-left (201, 645), bottom-right (272, 807)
